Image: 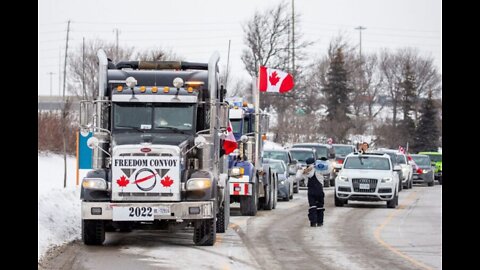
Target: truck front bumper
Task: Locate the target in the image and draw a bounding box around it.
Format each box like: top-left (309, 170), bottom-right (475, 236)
top-left (82, 201), bottom-right (214, 220)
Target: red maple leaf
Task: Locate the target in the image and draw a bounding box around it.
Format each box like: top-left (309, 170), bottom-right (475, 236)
top-left (269, 71), bottom-right (280, 86)
top-left (161, 175), bottom-right (174, 187)
top-left (116, 175), bottom-right (130, 187)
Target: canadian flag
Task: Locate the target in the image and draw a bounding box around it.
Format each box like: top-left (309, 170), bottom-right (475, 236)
top-left (223, 121), bottom-right (238, 155)
top-left (258, 66), bottom-right (294, 93)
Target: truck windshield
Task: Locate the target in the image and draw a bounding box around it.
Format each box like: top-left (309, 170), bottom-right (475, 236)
top-left (114, 103), bottom-right (195, 131)
top-left (230, 119), bottom-right (242, 134)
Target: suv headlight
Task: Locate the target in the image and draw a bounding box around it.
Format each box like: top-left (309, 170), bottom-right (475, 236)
top-left (381, 177), bottom-right (392, 183)
top-left (339, 175), bottom-right (349, 182)
top-left (186, 178), bottom-right (212, 191)
top-left (230, 167), bottom-right (245, 176)
top-left (422, 169), bottom-right (430, 173)
top-left (82, 178), bottom-right (107, 190)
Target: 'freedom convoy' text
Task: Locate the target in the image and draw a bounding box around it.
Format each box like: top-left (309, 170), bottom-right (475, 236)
top-left (114, 158), bottom-right (178, 167)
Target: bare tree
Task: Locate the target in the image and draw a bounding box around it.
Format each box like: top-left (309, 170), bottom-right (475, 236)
top-left (67, 39), bottom-right (135, 100)
top-left (134, 47), bottom-right (183, 61)
top-left (379, 49), bottom-right (404, 128)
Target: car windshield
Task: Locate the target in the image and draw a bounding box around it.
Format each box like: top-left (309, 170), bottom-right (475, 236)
top-left (290, 150), bottom-right (315, 162)
top-left (396, 154), bottom-right (406, 164)
top-left (426, 154), bottom-right (442, 162)
top-left (412, 156), bottom-right (431, 166)
top-left (293, 145), bottom-right (327, 159)
top-left (334, 145), bottom-right (354, 156)
top-left (268, 161), bottom-right (285, 174)
top-left (114, 102), bottom-right (195, 131)
top-left (344, 156), bottom-right (391, 170)
top-left (264, 151), bottom-right (288, 165)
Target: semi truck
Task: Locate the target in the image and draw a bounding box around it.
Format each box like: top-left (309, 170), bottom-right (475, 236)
top-left (79, 50), bottom-right (230, 246)
top-left (226, 97), bottom-right (277, 216)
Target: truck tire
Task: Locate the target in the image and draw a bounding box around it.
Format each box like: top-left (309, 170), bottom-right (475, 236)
top-left (216, 183), bottom-right (230, 233)
top-left (334, 192), bottom-right (345, 207)
top-left (293, 183), bottom-right (299, 193)
top-left (82, 220), bottom-right (105, 245)
top-left (240, 182), bottom-right (258, 216)
top-left (272, 173), bottom-right (278, 209)
top-left (194, 218), bottom-right (216, 246)
top-left (263, 169), bottom-right (274, 210)
top-left (427, 181), bottom-right (434, 186)
top-left (387, 192), bottom-right (397, 208)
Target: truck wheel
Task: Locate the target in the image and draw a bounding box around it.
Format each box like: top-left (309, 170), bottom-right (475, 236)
top-left (427, 181), bottom-right (434, 186)
top-left (330, 178), bottom-right (335, 187)
top-left (387, 192), bottom-right (397, 208)
top-left (216, 205), bottom-right (226, 233)
top-left (194, 218), bottom-right (216, 246)
top-left (263, 170), bottom-right (274, 210)
top-left (323, 176), bottom-right (330, 187)
top-left (82, 220), bottom-right (105, 245)
top-left (272, 174), bottom-right (278, 209)
top-left (240, 183), bottom-right (258, 216)
top-left (334, 191), bottom-right (345, 207)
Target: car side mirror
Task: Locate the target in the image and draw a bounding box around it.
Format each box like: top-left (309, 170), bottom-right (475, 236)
top-left (329, 153), bottom-right (335, 159)
top-left (288, 164), bottom-right (297, 175)
top-left (393, 165), bottom-right (401, 171)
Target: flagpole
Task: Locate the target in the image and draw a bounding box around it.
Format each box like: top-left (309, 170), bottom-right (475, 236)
top-left (254, 67), bottom-right (261, 167)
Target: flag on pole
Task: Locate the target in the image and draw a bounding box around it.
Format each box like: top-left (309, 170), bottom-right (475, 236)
top-left (223, 121), bottom-right (238, 155)
top-left (258, 66), bottom-right (294, 93)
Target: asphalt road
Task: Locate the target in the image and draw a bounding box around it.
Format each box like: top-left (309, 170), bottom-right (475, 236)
top-left (39, 184), bottom-right (442, 270)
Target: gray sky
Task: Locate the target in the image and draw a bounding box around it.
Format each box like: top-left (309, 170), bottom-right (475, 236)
top-left (38, 0), bottom-right (441, 96)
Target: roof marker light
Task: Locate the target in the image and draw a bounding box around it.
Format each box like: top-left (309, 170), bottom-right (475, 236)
top-left (151, 86), bottom-right (158, 93)
top-left (163, 87), bottom-right (170, 93)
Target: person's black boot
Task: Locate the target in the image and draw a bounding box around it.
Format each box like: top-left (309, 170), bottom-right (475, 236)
top-left (310, 222), bottom-right (317, 227)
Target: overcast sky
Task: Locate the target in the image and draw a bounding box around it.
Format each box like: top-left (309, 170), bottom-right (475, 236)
top-left (38, 0), bottom-right (441, 96)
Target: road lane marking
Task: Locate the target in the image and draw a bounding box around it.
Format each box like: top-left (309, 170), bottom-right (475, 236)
top-left (374, 190), bottom-right (434, 270)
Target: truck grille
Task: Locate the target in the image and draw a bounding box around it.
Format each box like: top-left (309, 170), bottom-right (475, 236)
top-left (352, 178), bottom-right (378, 193)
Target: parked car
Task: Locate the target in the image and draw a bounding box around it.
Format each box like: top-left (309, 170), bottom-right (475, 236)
top-left (373, 149), bottom-right (404, 192)
top-left (334, 152), bottom-right (400, 208)
top-left (289, 147), bottom-right (317, 187)
top-left (418, 151), bottom-right (442, 184)
top-left (291, 143), bottom-right (335, 187)
top-left (264, 148), bottom-right (300, 192)
top-left (263, 158), bottom-right (294, 201)
top-left (396, 153), bottom-right (413, 189)
top-left (410, 154), bottom-right (435, 186)
top-left (332, 144), bottom-right (356, 179)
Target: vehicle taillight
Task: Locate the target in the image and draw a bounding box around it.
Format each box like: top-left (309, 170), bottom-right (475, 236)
top-left (416, 168), bottom-right (423, 174)
top-left (337, 159), bottom-right (343, 164)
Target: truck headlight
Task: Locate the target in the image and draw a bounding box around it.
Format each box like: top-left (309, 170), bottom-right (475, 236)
top-left (230, 167), bottom-right (244, 176)
top-left (186, 178), bottom-right (212, 191)
top-left (381, 177), bottom-right (392, 183)
top-left (82, 178), bottom-right (107, 190)
top-left (339, 175), bottom-right (349, 182)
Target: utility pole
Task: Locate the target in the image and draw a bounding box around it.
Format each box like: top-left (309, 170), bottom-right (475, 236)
top-left (225, 39), bottom-right (231, 89)
top-left (354, 26), bottom-right (366, 60)
top-left (47, 72), bottom-right (55, 96)
top-left (82, 37), bottom-right (87, 100)
top-left (291, 0), bottom-right (295, 75)
top-left (62, 20), bottom-right (71, 189)
top-left (114, 28), bottom-right (120, 60)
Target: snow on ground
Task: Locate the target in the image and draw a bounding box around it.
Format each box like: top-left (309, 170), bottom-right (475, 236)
top-left (264, 140), bottom-right (284, 150)
top-left (38, 152), bottom-right (81, 261)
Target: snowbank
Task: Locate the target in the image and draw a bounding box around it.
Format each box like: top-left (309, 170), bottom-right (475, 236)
top-left (38, 152), bottom-right (81, 261)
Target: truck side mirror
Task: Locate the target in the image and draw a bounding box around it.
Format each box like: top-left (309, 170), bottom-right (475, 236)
top-left (80, 101), bottom-right (94, 128)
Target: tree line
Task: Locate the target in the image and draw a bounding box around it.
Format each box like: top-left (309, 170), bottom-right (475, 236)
top-left (63, 1), bottom-right (441, 153)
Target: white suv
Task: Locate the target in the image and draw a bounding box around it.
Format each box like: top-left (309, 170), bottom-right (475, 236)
top-left (334, 152), bottom-right (400, 208)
